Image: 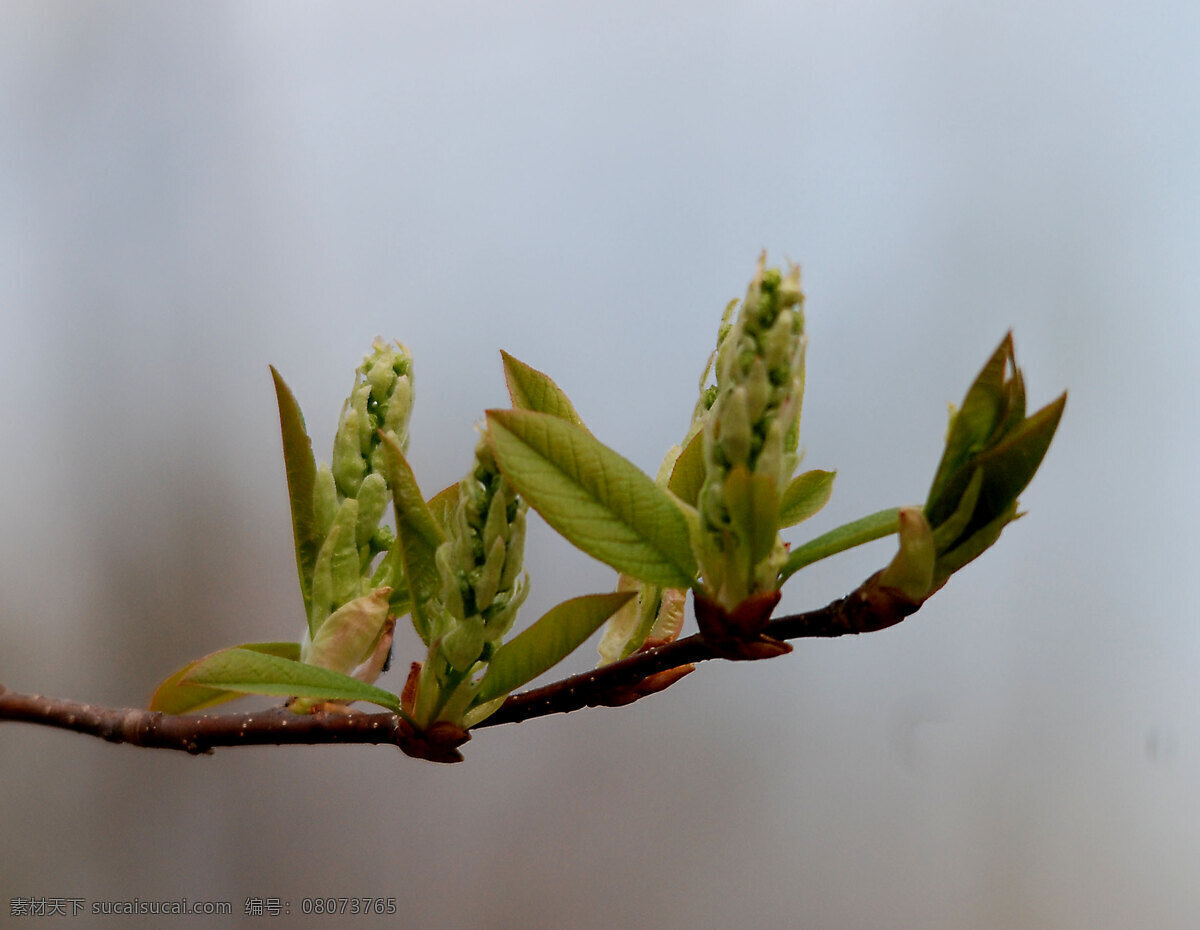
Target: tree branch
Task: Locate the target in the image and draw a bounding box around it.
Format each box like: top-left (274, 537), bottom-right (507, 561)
top-left (477, 568), bottom-right (919, 727)
top-left (0, 689), bottom-right (408, 754)
top-left (0, 571), bottom-right (920, 756)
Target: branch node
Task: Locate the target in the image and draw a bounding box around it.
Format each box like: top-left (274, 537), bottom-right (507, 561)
top-left (694, 589), bottom-right (791, 660)
top-left (396, 719), bottom-right (470, 764)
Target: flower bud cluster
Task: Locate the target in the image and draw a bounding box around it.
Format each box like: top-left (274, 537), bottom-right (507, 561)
top-left (697, 255), bottom-right (806, 608)
top-left (418, 432), bottom-right (529, 725)
top-left (434, 433), bottom-right (529, 669)
top-left (331, 339), bottom-right (414, 500)
top-left (300, 339), bottom-right (413, 686)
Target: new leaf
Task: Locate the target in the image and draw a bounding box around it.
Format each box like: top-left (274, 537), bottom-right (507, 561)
top-left (182, 647), bottom-right (403, 715)
top-left (500, 350), bottom-right (586, 426)
top-left (476, 591), bottom-right (635, 703)
top-left (150, 642), bottom-right (301, 715)
top-left (486, 410), bottom-right (697, 589)
top-left (271, 367), bottom-right (320, 617)
top-left (779, 469), bottom-right (835, 528)
top-left (379, 431), bottom-right (445, 645)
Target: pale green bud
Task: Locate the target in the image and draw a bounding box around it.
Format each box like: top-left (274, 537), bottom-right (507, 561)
top-left (364, 350), bottom-right (397, 405)
top-left (369, 382), bottom-right (413, 474)
top-left (744, 356), bottom-right (771, 425)
top-left (763, 308), bottom-right (798, 376)
top-left (372, 524), bottom-right (395, 552)
top-left (754, 420), bottom-right (785, 485)
top-left (717, 385), bottom-right (753, 468)
top-left (301, 585), bottom-right (393, 676)
top-left (451, 520), bottom-right (476, 574)
top-left (354, 472), bottom-right (389, 552)
top-left (777, 264), bottom-right (803, 308)
top-left (313, 464), bottom-right (338, 538)
top-left (714, 327), bottom-right (739, 389)
top-left (332, 405), bottom-right (366, 498)
top-left (351, 383), bottom-right (371, 455)
top-left (424, 600), bottom-right (453, 644)
top-left (497, 508), bottom-right (526, 591)
top-left (435, 545), bottom-right (467, 621)
top-left (474, 535), bottom-right (507, 612)
top-left (382, 374), bottom-right (412, 435)
top-left (309, 523), bottom-right (339, 634)
top-left (698, 481), bottom-right (727, 532)
top-left (482, 486), bottom-right (509, 556)
top-left (482, 578), bottom-right (527, 640)
top-left (327, 498), bottom-right (361, 607)
top-left (724, 333), bottom-right (753, 381)
top-left (441, 616), bottom-right (485, 671)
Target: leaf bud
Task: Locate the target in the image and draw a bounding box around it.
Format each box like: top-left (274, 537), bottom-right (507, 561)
top-left (878, 507), bottom-right (935, 602)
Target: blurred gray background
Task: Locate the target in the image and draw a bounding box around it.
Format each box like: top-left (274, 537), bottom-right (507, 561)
top-left (2, 2), bottom-right (1196, 928)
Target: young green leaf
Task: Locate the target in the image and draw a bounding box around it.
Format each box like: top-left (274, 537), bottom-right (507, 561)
top-left (779, 469), bottom-right (835, 528)
top-left (476, 591), bottom-right (636, 704)
top-left (426, 483), bottom-right (461, 536)
top-left (500, 350), bottom-right (586, 426)
top-left (779, 507), bottom-right (902, 582)
top-left (379, 432), bottom-right (442, 548)
top-left (667, 430), bottom-right (706, 506)
top-left (932, 502), bottom-right (1020, 591)
top-left (961, 392), bottom-right (1067, 538)
top-left (182, 647), bottom-right (403, 714)
top-left (927, 334), bottom-right (1017, 523)
top-left (271, 367), bottom-right (320, 616)
top-left (920, 334), bottom-right (1066, 590)
top-left (930, 468), bottom-right (984, 554)
top-left (150, 642), bottom-right (301, 715)
top-left (379, 431), bottom-right (445, 644)
top-left (486, 409), bottom-right (698, 589)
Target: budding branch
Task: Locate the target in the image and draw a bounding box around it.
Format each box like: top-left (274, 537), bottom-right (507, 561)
top-left (0, 572), bottom-right (919, 758)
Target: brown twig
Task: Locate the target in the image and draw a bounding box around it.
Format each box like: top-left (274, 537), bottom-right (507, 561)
top-left (0, 690), bottom-right (407, 754)
top-left (0, 572), bottom-right (920, 756)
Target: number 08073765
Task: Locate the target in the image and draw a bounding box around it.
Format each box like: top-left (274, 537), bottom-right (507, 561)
top-left (300, 897), bottom-right (398, 916)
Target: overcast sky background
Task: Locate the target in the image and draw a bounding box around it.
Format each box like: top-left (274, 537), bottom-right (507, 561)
top-left (2, 3), bottom-right (1198, 928)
